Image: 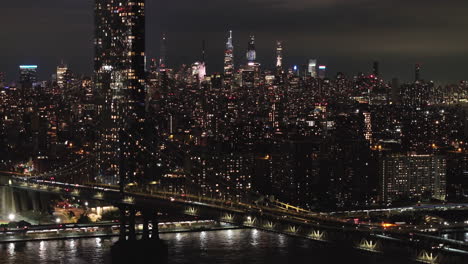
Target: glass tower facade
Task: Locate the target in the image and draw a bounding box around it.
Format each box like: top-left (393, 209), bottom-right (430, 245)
top-left (94, 0), bottom-right (147, 185)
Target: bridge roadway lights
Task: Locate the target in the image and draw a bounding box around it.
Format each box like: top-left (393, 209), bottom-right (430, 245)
top-left (263, 221), bottom-right (275, 230)
top-left (112, 206), bottom-right (168, 264)
top-left (184, 206), bottom-right (198, 216)
top-left (287, 225), bottom-right (299, 234)
top-left (221, 213), bottom-right (235, 223)
top-left (416, 250), bottom-right (439, 264)
top-left (123, 196), bottom-right (135, 204)
top-left (309, 230), bottom-right (326, 241)
top-left (356, 238), bottom-right (379, 253)
top-left (94, 192), bottom-right (104, 199)
top-left (244, 216), bottom-right (256, 226)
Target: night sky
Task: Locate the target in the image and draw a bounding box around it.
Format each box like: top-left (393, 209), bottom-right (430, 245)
top-left (1, 0), bottom-right (467, 83)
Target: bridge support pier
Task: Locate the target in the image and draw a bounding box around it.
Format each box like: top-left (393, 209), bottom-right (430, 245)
top-left (118, 205), bottom-right (127, 241)
top-left (151, 210), bottom-right (160, 240)
top-left (142, 210), bottom-right (150, 240)
top-left (111, 205), bottom-right (168, 264)
top-left (128, 208), bottom-right (136, 241)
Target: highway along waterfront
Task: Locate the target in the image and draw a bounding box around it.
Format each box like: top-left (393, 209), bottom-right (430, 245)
top-left (0, 220), bottom-right (240, 243)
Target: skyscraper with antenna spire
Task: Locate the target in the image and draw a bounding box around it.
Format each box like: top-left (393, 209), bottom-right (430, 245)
top-left (243, 35), bottom-right (260, 88)
top-left (159, 33), bottom-right (167, 69)
top-left (157, 34), bottom-right (169, 94)
top-left (202, 40), bottom-right (206, 63)
top-left (275, 41), bottom-right (284, 79)
top-left (198, 40), bottom-right (207, 81)
top-left (276, 41), bottom-right (283, 68)
top-left (223, 30), bottom-right (234, 87)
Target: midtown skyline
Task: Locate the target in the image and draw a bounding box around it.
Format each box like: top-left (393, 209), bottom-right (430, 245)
top-left (1, 0), bottom-right (468, 83)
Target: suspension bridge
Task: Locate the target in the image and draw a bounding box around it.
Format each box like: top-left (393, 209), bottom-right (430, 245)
top-left (3, 126), bottom-right (468, 264)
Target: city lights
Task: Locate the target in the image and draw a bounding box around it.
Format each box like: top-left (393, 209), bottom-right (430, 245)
top-left (1, 1), bottom-right (468, 263)
top-left (8, 213), bottom-right (15, 221)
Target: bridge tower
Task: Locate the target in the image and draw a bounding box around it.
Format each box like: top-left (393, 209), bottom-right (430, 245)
top-left (112, 204), bottom-right (168, 264)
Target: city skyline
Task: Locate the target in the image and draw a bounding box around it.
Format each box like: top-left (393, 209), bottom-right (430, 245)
top-left (1, 0), bottom-right (468, 83)
top-left (2, 1), bottom-right (468, 263)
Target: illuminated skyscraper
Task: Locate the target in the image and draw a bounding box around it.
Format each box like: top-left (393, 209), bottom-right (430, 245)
top-left (223, 30), bottom-right (234, 87)
top-left (94, 0), bottom-right (147, 185)
top-left (192, 62), bottom-right (206, 82)
top-left (308, 59), bottom-right (317, 78)
top-left (318, 65), bottom-right (327, 79)
top-left (192, 41), bottom-right (207, 83)
top-left (19, 65), bottom-right (38, 87)
top-left (56, 63), bottom-right (68, 88)
top-left (246, 35), bottom-right (256, 63)
top-left (276, 41), bottom-right (283, 68)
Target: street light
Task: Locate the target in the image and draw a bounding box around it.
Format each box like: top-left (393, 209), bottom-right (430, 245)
top-left (56, 218), bottom-right (61, 224)
top-left (8, 213), bottom-right (15, 221)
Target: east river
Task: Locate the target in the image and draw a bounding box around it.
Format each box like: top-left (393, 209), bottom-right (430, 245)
top-left (0, 229), bottom-right (429, 264)
top-left (0, 181), bottom-right (467, 264)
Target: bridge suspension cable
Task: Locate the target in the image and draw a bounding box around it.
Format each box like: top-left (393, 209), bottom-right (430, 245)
top-left (25, 157), bottom-right (92, 180)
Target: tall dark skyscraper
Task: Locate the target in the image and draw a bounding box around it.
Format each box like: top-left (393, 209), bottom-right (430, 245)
top-left (223, 30), bottom-right (234, 87)
top-left (372, 61), bottom-right (379, 77)
top-left (159, 34), bottom-right (167, 69)
top-left (246, 35), bottom-right (256, 63)
top-left (391, 78), bottom-right (401, 105)
top-left (94, 0), bottom-right (147, 184)
top-left (415, 63), bottom-right (421, 82)
top-left (0, 72), bottom-right (5, 86)
top-left (201, 40), bottom-right (206, 63)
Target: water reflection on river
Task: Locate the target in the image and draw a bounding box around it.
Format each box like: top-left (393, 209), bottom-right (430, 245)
top-left (0, 229), bottom-right (417, 264)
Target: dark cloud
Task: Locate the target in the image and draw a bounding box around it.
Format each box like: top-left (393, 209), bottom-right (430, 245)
top-left (0, 0), bottom-right (467, 83)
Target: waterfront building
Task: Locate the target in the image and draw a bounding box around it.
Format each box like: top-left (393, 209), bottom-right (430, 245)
top-left (381, 153), bottom-right (446, 203)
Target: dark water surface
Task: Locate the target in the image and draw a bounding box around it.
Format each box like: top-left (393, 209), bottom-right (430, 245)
top-left (0, 229), bottom-right (417, 264)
